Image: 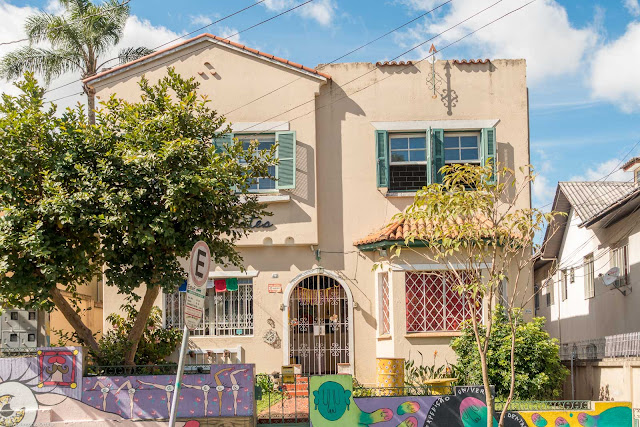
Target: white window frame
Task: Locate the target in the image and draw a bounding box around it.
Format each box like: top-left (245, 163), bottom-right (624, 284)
top-left (237, 134), bottom-right (278, 193)
top-left (561, 269), bottom-right (568, 301)
top-left (389, 133), bottom-right (428, 165)
top-left (377, 272), bottom-right (391, 336)
top-left (610, 245), bottom-right (630, 287)
top-left (443, 132), bottom-right (481, 165)
top-left (584, 253), bottom-right (595, 299)
top-left (164, 278), bottom-right (254, 337)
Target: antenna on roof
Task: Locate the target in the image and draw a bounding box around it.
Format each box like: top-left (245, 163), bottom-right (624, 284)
top-left (429, 44), bottom-right (437, 99)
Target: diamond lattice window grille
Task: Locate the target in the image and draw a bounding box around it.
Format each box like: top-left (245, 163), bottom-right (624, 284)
top-left (380, 273), bottom-right (391, 335)
top-left (405, 271), bottom-right (481, 333)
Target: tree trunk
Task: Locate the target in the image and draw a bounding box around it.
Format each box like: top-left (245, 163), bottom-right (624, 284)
top-left (123, 285), bottom-right (161, 366)
top-left (50, 286), bottom-right (100, 353)
top-left (498, 316), bottom-right (518, 427)
top-left (84, 83), bottom-right (96, 125)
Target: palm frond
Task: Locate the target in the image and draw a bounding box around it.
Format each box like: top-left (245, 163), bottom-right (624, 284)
top-left (118, 47), bottom-right (154, 65)
top-left (0, 46), bottom-right (83, 83)
top-left (24, 12), bottom-right (58, 44)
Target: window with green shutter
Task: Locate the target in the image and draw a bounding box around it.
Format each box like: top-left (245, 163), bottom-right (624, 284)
top-left (376, 130), bottom-right (389, 188)
top-left (276, 131), bottom-right (296, 190)
top-left (213, 133), bottom-right (234, 153)
top-left (237, 134), bottom-right (277, 192)
top-left (481, 127), bottom-right (497, 184)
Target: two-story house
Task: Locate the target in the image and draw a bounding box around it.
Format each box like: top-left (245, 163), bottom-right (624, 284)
top-left (83, 34), bottom-right (531, 383)
top-left (534, 160), bottom-right (640, 404)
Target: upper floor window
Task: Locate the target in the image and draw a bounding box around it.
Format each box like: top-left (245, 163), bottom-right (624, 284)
top-left (376, 127), bottom-right (496, 192)
top-left (584, 253), bottom-right (595, 299)
top-left (610, 245), bottom-right (629, 287)
top-left (214, 131), bottom-right (296, 192)
top-left (238, 135), bottom-right (277, 192)
top-left (444, 133), bottom-right (480, 165)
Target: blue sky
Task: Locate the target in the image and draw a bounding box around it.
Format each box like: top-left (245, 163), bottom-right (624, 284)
top-left (2, 0), bottom-right (640, 210)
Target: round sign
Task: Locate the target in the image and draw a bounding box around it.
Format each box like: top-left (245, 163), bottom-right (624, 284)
top-left (189, 241), bottom-right (211, 288)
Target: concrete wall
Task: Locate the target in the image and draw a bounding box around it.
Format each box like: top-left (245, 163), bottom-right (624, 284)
top-left (89, 37), bottom-right (531, 383)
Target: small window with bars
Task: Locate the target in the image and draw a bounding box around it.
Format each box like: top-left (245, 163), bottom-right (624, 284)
top-left (584, 253), bottom-right (595, 299)
top-left (610, 245), bottom-right (629, 287)
top-left (405, 271), bottom-right (482, 333)
top-left (378, 273), bottom-right (391, 336)
top-left (164, 278), bottom-right (254, 336)
top-left (561, 269), bottom-right (568, 301)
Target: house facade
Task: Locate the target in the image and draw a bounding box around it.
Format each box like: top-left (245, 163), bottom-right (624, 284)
top-left (84, 34), bottom-right (531, 383)
top-left (534, 163), bottom-right (640, 404)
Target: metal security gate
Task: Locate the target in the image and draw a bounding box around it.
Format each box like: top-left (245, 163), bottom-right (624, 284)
top-left (288, 274), bottom-right (349, 375)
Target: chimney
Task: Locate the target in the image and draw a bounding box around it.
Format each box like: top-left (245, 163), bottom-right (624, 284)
top-left (622, 157), bottom-right (640, 183)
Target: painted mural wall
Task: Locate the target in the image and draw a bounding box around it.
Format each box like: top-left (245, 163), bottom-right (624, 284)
top-left (309, 375), bottom-right (632, 427)
top-left (0, 347), bottom-right (255, 426)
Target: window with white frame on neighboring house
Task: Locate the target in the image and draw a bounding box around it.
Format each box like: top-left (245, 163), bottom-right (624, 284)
top-left (546, 279), bottom-right (554, 306)
top-left (405, 271), bottom-right (482, 333)
top-left (561, 269), bottom-right (568, 301)
top-left (570, 267), bottom-right (575, 283)
top-left (610, 245), bottom-right (630, 287)
top-left (214, 131), bottom-right (296, 192)
top-left (164, 278), bottom-right (254, 336)
top-left (375, 128), bottom-right (496, 191)
top-left (584, 253), bottom-right (594, 299)
top-left (378, 272), bottom-right (391, 336)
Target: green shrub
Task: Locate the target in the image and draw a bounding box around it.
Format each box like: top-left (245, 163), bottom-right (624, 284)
top-left (451, 307), bottom-right (568, 400)
top-left (91, 304), bottom-right (182, 367)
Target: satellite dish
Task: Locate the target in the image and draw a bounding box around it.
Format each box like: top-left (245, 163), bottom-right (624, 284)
top-left (602, 267), bottom-right (620, 286)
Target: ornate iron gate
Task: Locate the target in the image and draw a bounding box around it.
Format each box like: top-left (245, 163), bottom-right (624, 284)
top-left (288, 274), bottom-right (349, 375)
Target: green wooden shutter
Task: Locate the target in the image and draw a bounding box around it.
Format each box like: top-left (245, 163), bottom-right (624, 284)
top-left (426, 127), bottom-right (433, 185)
top-left (432, 129), bottom-right (445, 184)
top-left (276, 131), bottom-right (296, 189)
top-left (375, 130), bottom-right (389, 188)
top-left (481, 127), bottom-right (496, 184)
top-left (213, 133), bottom-right (234, 153)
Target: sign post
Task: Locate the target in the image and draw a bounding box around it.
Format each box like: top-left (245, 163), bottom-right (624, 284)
top-left (168, 241), bottom-right (211, 427)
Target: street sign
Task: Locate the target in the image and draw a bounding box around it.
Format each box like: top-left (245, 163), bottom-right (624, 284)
top-left (169, 240), bottom-right (211, 427)
top-left (184, 241), bottom-right (211, 331)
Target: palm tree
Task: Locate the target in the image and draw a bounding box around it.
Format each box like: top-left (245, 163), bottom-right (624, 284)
top-left (0, 0), bottom-right (153, 124)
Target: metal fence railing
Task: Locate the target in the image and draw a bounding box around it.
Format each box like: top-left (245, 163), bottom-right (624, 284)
top-left (84, 363), bottom-right (212, 377)
top-left (0, 347), bottom-right (39, 358)
top-left (560, 331), bottom-right (640, 361)
top-left (495, 400), bottom-right (591, 412)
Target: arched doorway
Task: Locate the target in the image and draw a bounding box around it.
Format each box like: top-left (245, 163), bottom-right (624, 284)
top-left (283, 269), bottom-right (353, 375)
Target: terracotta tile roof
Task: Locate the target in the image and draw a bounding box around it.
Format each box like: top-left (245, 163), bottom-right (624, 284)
top-left (622, 156), bottom-right (640, 171)
top-left (375, 60), bottom-right (414, 66)
top-left (84, 33), bottom-right (331, 84)
top-left (354, 214), bottom-right (494, 247)
top-left (453, 59), bottom-right (490, 65)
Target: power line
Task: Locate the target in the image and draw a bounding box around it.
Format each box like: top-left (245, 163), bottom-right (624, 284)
top-left (43, 0), bottom-right (311, 97)
top-left (236, 0), bottom-right (512, 135)
top-left (223, 0), bottom-right (454, 116)
top-left (0, 0), bottom-right (132, 46)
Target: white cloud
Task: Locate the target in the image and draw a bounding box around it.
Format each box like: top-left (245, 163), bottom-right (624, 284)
top-left (0, 2), bottom-right (183, 112)
top-left (570, 158), bottom-right (633, 182)
top-left (395, 0), bottom-right (598, 83)
top-left (262, 0), bottom-right (336, 26)
top-left (624, 0), bottom-right (640, 17)
top-left (589, 22), bottom-right (640, 112)
top-left (190, 14), bottom-right (212, 27)
top-left (532, 174), bottom-right (556, 208)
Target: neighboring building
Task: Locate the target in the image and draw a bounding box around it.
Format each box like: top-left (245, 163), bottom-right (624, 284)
top-left (83, 34), bottom-right (531, 383)
top-left (534, 159), bottom-right (640, 405)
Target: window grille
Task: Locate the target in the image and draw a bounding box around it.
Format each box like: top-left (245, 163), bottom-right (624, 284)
top-left (561, 269), bottom-right (568, 301)
top-left (584, 254), bottom-right (595, 299)
top-left (164, 279), bottom-right (254, 336)
top-left (610, 245), bottom-right (629, 287)
top-left (379, 273), bottom-right (391, 335)
top-left (405, 271), bottom-right (482, 333)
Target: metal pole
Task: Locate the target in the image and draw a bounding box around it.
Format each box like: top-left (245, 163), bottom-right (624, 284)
top-left (571, 348), bottom-right (575, 401)
top-left (169, 325), bottom-right (189, 427)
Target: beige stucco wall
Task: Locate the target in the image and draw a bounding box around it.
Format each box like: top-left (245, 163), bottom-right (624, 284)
top-left (90, 39), bottom-right (530, 384)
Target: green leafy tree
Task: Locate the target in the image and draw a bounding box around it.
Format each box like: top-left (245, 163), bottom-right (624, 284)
top-left (452, 307), bottom-right (568, 400)
top-left (0, 0), bottom-right (153, 124)
top-left (385, 163), bottom-right (564, 427)
top-left (0, 71), bottom-right (277, 364)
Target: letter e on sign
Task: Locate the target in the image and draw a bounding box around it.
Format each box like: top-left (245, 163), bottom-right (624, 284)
top-left (190, 241), bottom-right (211, 288)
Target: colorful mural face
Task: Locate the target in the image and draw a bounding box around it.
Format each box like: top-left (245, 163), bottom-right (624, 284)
top-left (0, 347), bottom-right (255, 426)
top-left (309, 376), bottom-right (632, 427)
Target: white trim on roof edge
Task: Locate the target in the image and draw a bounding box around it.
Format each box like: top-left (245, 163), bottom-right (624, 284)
top-left (86, 36), bottom-right (327, 86)
top-left (371, 119), bottom-right (500, 131)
